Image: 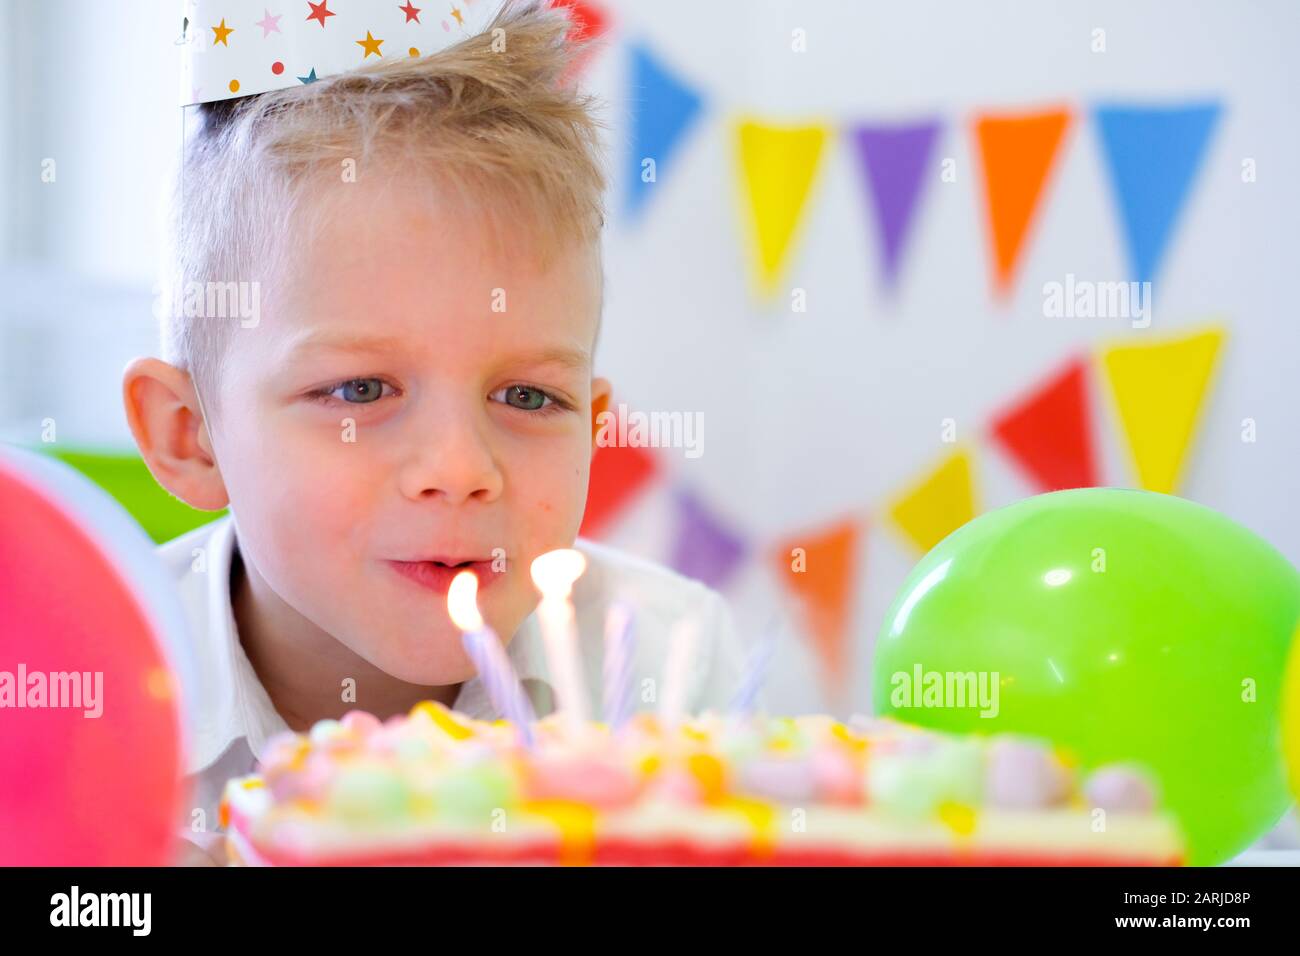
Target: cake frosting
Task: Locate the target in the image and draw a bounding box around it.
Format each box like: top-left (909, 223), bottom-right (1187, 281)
top-left (219, 702), bottom-right (1182, 866)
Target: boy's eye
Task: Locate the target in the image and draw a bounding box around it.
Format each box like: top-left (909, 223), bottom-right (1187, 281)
top-left (320, 378), bottom-right (393, 404)
top-left (491, 385), bottom-right (555, 412)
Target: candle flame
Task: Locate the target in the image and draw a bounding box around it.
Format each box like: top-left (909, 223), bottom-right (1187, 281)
top-left (447, 570), bottom-right (484, 631)
top-left (529, 548), bottom-right (587, 599)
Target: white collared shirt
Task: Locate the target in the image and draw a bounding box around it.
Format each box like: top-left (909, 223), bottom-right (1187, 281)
top-left (160, 515), bottom-right (750, 845)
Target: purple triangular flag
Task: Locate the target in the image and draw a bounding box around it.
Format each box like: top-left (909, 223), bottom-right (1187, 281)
top-left (850, 120), bottom-right (942, 291)
top-left (669, 487), bottom-right (746, 592)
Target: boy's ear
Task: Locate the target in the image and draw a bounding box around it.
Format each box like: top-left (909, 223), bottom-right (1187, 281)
top-left (121, 357), bottom-right (229, 511)
top-left (589, 376), bottom-right (612, 447)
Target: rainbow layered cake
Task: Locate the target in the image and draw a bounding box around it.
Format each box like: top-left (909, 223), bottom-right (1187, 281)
top-left (220, 702), bottom-right (1183, 866)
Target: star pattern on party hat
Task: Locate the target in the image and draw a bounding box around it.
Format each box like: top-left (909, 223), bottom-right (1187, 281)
top-left (305, 1), bottom-right (334, 28)
top-left (356, 30), bottom-right (384, 58)
top-left (254, 8), bottom-right (282, 37)
top-left (211, 17), bottom-right (234, 45)
top-left (181, 0), bottom-right (506, 106)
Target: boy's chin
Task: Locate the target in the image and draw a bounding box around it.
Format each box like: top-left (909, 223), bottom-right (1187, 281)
top-left (386, 654), bottom-right (477, 690)
top-left (343, 629), bottom-right (479, 689)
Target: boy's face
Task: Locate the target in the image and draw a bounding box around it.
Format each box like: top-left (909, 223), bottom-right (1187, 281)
top-left (207, 178), bottom-right (609, 685)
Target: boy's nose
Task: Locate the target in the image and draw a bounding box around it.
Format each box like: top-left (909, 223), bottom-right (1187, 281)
top-left (396, 419), bottom-right (504, 505)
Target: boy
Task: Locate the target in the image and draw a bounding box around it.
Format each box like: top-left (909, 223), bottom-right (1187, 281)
top-left (124, 0), bottom-right (746, 864)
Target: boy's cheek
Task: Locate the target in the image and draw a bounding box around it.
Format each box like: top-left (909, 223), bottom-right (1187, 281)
top-left (517, 448), bottom-right (593, 524)
top-left (516, 486), bottom-right (588, 552)
top-left (240, 431), bottom-right (371, 522)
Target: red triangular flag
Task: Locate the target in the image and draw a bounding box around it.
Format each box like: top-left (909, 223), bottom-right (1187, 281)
top-left (580, 442), bottom-right (659, 538)
top-left (991, 357), bottom-right (1099, 491)
top-left (550, 0), bottom-right (611, 80)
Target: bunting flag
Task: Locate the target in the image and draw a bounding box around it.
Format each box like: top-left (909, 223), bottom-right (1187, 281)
top-left (613, 35), bottom-right (1224, 304)
top-left (888, 448), bottom-right (979, 554)
top-left (552, 0), bottom-right (612, 82)
top-left (772, 517), bottom-right (863, 696)
top-left (973, 107), bottom-right (1073, 296)
top-left (736, 120), bottom-right (832, 297)
top-left (623, 41), bottom-right (704, 221)
top-left (849, 119), bottom-right (942, 291)
top-left (1093, 102), bottom-right (1222, 284)
top-left (579, 441), bottom-right (661, 538)
top-left (1099, 325), bottom-right (1226, 494)
top-left (668, 486), bottom-right (747, 592)
top-left (990, 357), bottom-right (1099, 492)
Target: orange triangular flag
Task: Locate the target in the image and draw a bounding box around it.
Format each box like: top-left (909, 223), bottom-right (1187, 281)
top-left (736, 119), bottom-right (831, 298)
top-left (1099, 325), bottom-right (1225, 494)
top-left (773, 517), bottom-right (862, 698)
top-left (889, 448), bottom-right (978, 554)
top-left (974, 107), bottom-right (1073, 296)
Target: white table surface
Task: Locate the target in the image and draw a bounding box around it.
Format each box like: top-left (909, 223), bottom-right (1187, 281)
top-left (1223, 849), bottom-right (1300, 866)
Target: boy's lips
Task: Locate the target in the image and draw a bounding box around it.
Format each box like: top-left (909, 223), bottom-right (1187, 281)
top-left (386, 558), bottom-right (504, 595)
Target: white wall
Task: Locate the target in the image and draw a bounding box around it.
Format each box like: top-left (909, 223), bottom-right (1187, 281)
top-left (0, 0), bottom-right (178, 445)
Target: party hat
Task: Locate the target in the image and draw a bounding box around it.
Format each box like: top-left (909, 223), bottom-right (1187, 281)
top-left (181, 0), bottom-right (507, 106)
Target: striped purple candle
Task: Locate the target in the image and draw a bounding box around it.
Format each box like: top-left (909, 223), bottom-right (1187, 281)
top-left (602, 601), bottom-right (636, 731)
top-left (460, 629), bottom-right (536, 747)
top-left (449, 571), bottom-right (536, 747)
top-left (729, 625), bottom-right (777, 717)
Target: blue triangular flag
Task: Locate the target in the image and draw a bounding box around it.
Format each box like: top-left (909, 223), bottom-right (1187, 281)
top-left (624, 42), bottom-right (703, 222)
top-left (1093, 102), bottom-right (1221, 284)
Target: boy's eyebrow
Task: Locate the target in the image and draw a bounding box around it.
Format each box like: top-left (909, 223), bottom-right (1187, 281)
top-left (284, 330), bottom-right (411, 357)
top-left (507, 345), bottom-right (592, 373)
top-left (283, 331), bottom-right (591, 372)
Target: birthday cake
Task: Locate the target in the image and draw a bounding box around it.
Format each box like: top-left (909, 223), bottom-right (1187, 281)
top-left (220, 702), bottom-right (1183, 866)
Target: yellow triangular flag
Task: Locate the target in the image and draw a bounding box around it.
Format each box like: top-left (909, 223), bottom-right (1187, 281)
top-left (736, 119), bottom-right (830, 297)
top-left (1100, 326), bottom-right (1225, 494)
top-left (889, 448), bottom-right (979, 554)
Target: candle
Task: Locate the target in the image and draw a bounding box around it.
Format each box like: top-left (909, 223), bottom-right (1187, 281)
top-left (658, 616), bottom-right (700, 727)
top-left (529, 548), bottom-right (590, 733)
top-left (448, 570), bottom-right (536, 747)
top-left (602, 601), bottom-right (636, 731)
top-left (729, 624), bottom-right (777, 717)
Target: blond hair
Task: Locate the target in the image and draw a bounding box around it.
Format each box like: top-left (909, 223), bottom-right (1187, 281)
top-left (162, 0), bottom-right (608, 403)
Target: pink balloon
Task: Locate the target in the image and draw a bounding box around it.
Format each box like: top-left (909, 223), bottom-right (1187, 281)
top-left (0, 454), bottom-right (187, 865)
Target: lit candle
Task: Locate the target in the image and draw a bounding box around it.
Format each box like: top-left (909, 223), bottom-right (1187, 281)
top-left (448, 570), bottom-right (536, 747)
top-left (658, 616), bottom-right (700, 727)
top-left (529, 548), bottom-right (590, 733)
top-left (602, 600), bottom-right (636, 731)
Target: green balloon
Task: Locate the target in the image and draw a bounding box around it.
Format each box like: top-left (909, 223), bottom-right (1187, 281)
top-left (872, 488), bottom-right (1300, 865)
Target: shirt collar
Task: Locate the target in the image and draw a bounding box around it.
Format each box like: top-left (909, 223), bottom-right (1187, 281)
top-left (188, 516), bottom-right (556, 773)
top-left (189, 516), bottom-right (291, 773)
